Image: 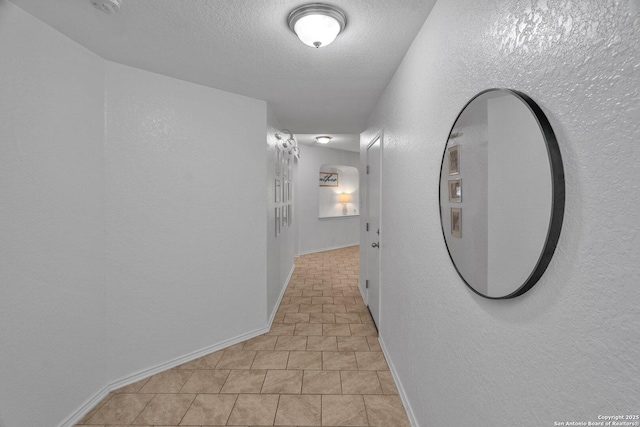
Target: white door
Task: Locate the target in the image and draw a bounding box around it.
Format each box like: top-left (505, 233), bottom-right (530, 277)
top-left (366, 136), bottom-right (382, 328)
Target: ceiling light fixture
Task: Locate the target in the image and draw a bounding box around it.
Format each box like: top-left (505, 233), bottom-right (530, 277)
top-left (287, 3), bottom-right (347, 48)
top-left (316, 136), bottom-right (332, 144)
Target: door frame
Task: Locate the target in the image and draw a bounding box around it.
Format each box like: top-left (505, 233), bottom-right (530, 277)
top-left (365, 131), bottom-right (383, 327)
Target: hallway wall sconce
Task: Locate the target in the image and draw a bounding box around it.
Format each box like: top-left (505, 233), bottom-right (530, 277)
top-left (275, 129), bottom-right (300, 159)
top-left (316, 135), bottom-right (332, 144)
top-left (287, 4), bottom-right (347, 48)
top-left (338, 193), bottom-right (351, 215)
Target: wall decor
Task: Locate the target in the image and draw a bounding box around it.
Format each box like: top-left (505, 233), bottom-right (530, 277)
top-left (318, 165), bottom-right (359, 218)
top-left (282, 203), bottom-right (288, 226)
top-left (451, 208), bottom-right (461, 237)
top-left (448, 145), bottom-right (460, 175)
top-left (319, 171), bottom-right (339, 187)
top-left (448, 179), bottom-right (462, 203)
top-left (439, 88), bottom-right (565, 299)
top-left (275, 179), bottom-right (281, 203)
top-left (281, 150), bottom-right (287, 172)
top-left (284, 179), bottom-right (290, 202)
top-left (275, 128), bottom-right (300, 159)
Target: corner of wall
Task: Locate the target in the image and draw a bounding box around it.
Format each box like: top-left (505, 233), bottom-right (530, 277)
top-left (377, 336), bottom-right (418, 427)
top-left (266, 105), bottom-right (296, 322)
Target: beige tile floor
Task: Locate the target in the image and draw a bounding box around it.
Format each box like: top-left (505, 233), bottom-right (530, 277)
top-left (76, 245), bottom-right (410, 426)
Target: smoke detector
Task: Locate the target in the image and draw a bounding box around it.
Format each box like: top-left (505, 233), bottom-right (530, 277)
top-left (91, 0), bottom-right (122, 14)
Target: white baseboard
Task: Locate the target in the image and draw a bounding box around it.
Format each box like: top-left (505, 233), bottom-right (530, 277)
top-left (297, 243), bottom-right (359, 256)
top-left (268, 263), bottom-right (295, 326)
top-left (62, 265), bottom-right (297, 427)
top-left (358, 277), bottom-right (368, 306)
top-left (378, 336), bottom-right (419, 427)
top-left (61, 325), bottom-right (270, 427)
top-left (59, 385), bottom-right (111, 427)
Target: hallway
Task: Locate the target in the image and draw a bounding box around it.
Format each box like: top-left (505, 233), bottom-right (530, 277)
top-left (77, 246), bottom-right (410, 426)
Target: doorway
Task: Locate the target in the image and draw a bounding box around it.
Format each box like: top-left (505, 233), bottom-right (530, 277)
top-left (365, 134), bottom-right (382, 328)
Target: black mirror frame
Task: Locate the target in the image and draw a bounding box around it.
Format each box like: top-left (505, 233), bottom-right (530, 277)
top-left (438, 88), bottom-right (565, 299)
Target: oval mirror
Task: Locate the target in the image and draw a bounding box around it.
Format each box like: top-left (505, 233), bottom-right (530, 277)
top-left (439, 89), bottom-right (565, 299)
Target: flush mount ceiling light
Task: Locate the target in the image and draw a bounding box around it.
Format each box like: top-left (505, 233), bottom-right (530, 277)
top-left (91, 0), bottom-right (122, 14)
top-left (287, 3), bottom-right (347, 48)
top-left (316, 135), bottom-right (332, 144)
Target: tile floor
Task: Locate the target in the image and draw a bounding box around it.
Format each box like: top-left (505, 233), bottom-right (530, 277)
top-left (76, 245), bottom-right (410, 426)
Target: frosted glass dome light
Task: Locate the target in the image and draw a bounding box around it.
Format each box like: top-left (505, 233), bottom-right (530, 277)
top-left (288, 4), bottom-right (347, 48)
top-left (316, 136), bottom-right (332, 144)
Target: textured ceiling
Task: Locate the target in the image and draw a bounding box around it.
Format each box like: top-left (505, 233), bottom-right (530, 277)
top-left (296, 134), bottom-right (360, 152)
top-left (9, 0), bottom-right (436, 134)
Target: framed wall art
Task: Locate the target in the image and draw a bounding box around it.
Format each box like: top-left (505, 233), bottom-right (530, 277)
top-left (282, 203), bottom-right (288, 226)
top-left (283, 180), bottom-right (289, 202)
top-left (319, 171), bottom-right (339, 187)
top-left (275, 179), bottom-right (281, 203)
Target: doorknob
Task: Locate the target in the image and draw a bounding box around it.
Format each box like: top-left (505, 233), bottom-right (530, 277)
top-left (371, 242), bottom-right (379, 248)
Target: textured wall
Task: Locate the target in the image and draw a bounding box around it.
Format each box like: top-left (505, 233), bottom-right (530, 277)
top-left (361, 0), bottom-right (640, 425)
top-left (0, 2), bottom-right (106, 426)
top-left (298, 145), bottom-right (360, 254)
top-left (266, 107), bottom-right (296, 320)
top-left (105, 61), bottom-right (268, 381)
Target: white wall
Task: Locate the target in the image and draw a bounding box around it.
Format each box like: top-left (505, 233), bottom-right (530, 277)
top-left (105, 61), bottom-right (268, 381)
top-left (266, 106), bottom-right (296, 320)
top-left (0, 2), bottom-right (106, 426)
top-left (361, 1), bottom-right (640, 425)
top-left (1, 5), bottom-right (277, 423)
top-left (298, 145), bottom-right (360, 254)
top-left (0, 4), bottom-right (345, 417)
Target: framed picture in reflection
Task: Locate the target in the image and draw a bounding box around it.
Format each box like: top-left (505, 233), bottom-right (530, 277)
top-left (448, 145), bottom-right (460, 175)
top-left (451, 207), bottom-right (461, 238)
top-left (448, 179), bottom-right (461, 203)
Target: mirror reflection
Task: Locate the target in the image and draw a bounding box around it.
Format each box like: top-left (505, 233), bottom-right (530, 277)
top-left (439, 89), bottom-right (564, 299)
top-left (319, 164), bottom-right (359, 218)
